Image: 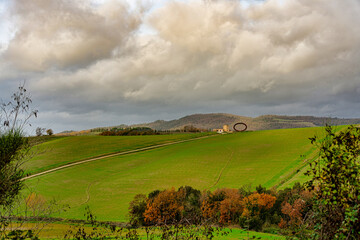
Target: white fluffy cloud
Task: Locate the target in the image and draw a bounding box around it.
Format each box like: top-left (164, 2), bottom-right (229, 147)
top-left (4, 0), bottom-right (141, 71)
top-left (1, 0), bottom-right (360, 132)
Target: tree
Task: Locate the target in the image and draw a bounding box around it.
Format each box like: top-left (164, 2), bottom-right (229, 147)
top-left (0, 83), bottom-right (38, 132)
top-left (306, 125), bottom-right (360, 239)
top-left (242, 192), bottom-right (276, 217)
top-left (128, 194), bottom-right (147, 227)
top-left (129, 187), bottom-right (230, 239)
top-left (0, 83), bottom-right (37, 207)
top-left (281, 198), bottom-right (306, 228)
top-left (219, 189), bottom-right (243, 224)
top-left (177, 186), bottom-right (201, 224)
top-left (35, 127), bottom-right (45, 137)
top-left (240, 192), bottom-right (276, 231)
top-left (46, 129), bottom-right (53, 136)
top-left (0, 130), bottom-right (28, 207)
top-left (144, 188), bottom-right (184, 225)
top-left (201, 189), bottom-right (225, 223)
top-left (0, 83), bottom-right (38, 238)
top-left (277, 186), bottom-right (313, 237)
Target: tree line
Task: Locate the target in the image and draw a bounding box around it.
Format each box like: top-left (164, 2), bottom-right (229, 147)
top-left (100, 127), bottom-right (159, 136)
top-left (128, 184), bottom-right (312, 238)
top-left (99, 125), bottom-right (208, 136)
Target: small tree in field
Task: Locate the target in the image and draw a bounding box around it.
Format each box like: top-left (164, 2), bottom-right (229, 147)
top-left (46, 129), bottom-right (53, 136)
top-left (35, 127), bottom-right (45, 136)
top-left (306, 125), bottom-right (360, 239)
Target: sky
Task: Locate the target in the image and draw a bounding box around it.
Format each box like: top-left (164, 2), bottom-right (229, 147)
top-left (0, 0), bottom-right (360, 134)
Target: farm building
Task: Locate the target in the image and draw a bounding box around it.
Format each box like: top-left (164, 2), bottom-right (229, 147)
top-left (213, 124), bottom-right (232, 134)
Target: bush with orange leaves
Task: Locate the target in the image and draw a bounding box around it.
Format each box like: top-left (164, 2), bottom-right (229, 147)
top-left (242, 193), bottom-right (276, 218)
top-left (278, 217), bottom-right (287, 229)
top-left (26, 193), bottom-right (46, 212)
top-left (279, 188), bottom-right (313, 229)
top-left (144, 187), bottom-right (185, 225)
top-left (280, 198), bottom-right (305, 228)
top-left (239, 192), bottom-right (276, 231)
top-left (200, 189), bottom-right (244, 225)
top-left (129, 184), bottom-right (314, 235)
top-left (24, 192), bottom-right (62, 219)
top-left (219, 189), bottom-right (243, 224)
top-left (200, 189), bottom-right (225, 223)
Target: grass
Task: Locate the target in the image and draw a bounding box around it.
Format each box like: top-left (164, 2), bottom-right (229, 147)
top-left (23, 127), bottom-right (323, 222)
top-left (277, 124), bottom-right (349, 189)
top-left (8, 222), bottom-right (286, 239)
top-left (223, 228), bottom-right (286, 239)
top-left (24, 132), bottom-right (213, 174)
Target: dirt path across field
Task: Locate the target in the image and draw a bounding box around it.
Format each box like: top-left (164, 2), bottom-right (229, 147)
top-left (208, 148), bottom-right (234, 189)
top-left (22, 134), bottom-right (217, 181)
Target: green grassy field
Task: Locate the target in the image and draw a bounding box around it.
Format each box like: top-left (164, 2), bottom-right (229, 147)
top-left (223, 228), bottom-right (286, 239)
top-left (23, 127), bottom-right (324, 222)
top-left (9, 222), bottom-right (286, 239)
top-left (24, 132), bottom-right (213, 174)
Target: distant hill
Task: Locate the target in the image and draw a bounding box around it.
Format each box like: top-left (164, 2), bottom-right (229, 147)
top-left (131, 113), bottom-right (360, 131)
top-left (58, 113), bottom-right (360, 135)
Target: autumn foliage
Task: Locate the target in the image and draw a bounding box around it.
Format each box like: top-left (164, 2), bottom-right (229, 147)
top-left (201, 189), bottom-right (244, 224)
top-left (144, 187), bottom-right (184, 225)
top-left (242, 192), bottom-right (276, 218)
top-left (25, 193), bottom-right (46, 212)
top-left (132, 186), bottom-right (313, 231)
top-left (280, 199), bottom-right (305, 227)
top-left (128, 184), bottom-right (316, 235)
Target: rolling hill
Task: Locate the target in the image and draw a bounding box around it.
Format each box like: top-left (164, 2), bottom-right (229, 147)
top-left (56, 114), bottom-right (360, 136)
top-left (23, 126), bottom-right (329, 221)
top-left (131, 113), bottom-right (360, 131)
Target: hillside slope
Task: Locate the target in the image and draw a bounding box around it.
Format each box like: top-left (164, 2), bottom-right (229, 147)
top-left (25, 133), bottom-right (212, 174)
top-left (132, 113), bottom-right (360, 131)
top-left (24, 127), bottom-right (323, 221)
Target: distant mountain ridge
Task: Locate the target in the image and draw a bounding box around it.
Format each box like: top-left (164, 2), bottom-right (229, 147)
top-left (131, 113), bottom-right (360, 131)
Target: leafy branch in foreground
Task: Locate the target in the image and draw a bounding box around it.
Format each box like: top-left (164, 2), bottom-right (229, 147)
top-left (65, 205), bottom-right (230, 240)
top-left (0, 83), bottom-right (46, 240)
top-left (306, 125), bottom-right (360, 239)
top-left (0, 82), bottom-right (38, 210)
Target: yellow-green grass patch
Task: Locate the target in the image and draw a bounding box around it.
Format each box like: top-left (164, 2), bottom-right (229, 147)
top-left (24, 133), bottom-right (214, 175)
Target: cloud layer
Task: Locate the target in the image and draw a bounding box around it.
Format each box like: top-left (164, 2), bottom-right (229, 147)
top-left (1, 0), bottom-right (360, 132)
top-left (5, 0), bottom-right (141, 70)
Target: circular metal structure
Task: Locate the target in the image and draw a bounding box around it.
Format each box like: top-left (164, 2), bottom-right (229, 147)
top-left (233, 122), bottom-right (247, 132)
